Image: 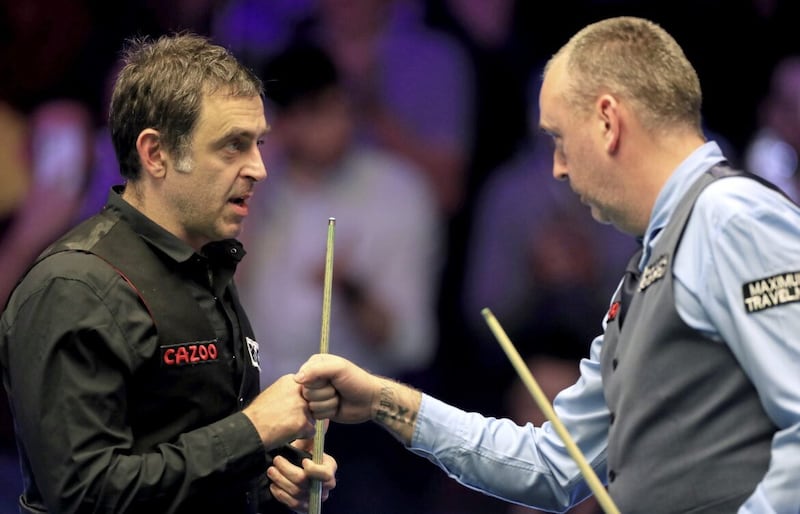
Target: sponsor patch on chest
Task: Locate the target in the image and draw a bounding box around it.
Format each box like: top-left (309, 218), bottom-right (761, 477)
top-left (742, 271), bottom-right (800, 313)
top-left (161, 340), bottom-right (220, 366)
top-left (638, 254), bottom-right (669, 292)
top-left (246, 336), bottom-right (260, 370)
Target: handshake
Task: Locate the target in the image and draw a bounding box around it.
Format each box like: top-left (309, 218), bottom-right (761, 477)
top-left (296, 354), bottom-right (422, 444)
top-left (241, 354), bottom-right (422, 512)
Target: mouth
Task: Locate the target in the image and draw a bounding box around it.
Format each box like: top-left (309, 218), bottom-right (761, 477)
top-left (228, 192), bottom-right (252, 215)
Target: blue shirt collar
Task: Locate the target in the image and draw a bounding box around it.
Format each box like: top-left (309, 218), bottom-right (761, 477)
top-left (639, 141), bottom-right (727, 266)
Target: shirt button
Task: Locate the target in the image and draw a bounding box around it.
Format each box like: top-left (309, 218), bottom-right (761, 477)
top-left (608, 470), bottom-right (616, 482)
top-left (238, 397), bottom-right (244, 405)
top-left (612, 358), bottom-right (618, 370)
top-left (230, 247), bottom-right (238, 255)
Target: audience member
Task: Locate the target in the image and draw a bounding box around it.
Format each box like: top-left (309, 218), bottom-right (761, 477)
top-left (0, 99), bottom-right (96, 307)
top-left (211, 0), bottom-right (319, 70)
top-left (240, 42), bottom-right (443, 386)
top-left (459, 71), bottom-right (636, 408)
top-left (297, 0), bottom-right (475, 216)
top-left (0, 100), bottom-right (29, 514)
top-left (745, 55), bottom-right (800, 201)
top-left (426, 0), bottom-right (538, 197)
top-left (236, 41), bottom-right (444, 514)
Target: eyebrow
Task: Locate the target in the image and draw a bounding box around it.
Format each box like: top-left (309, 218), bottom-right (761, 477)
top-left (213, 126), bottom-right (269, 147)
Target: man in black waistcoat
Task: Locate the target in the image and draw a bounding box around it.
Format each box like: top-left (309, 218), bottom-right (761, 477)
top-left (0, 33), bottom-right (337, 513)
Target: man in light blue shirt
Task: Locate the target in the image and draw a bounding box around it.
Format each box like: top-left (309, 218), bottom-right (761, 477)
top-left (296, 16), bottom-right (800, 513)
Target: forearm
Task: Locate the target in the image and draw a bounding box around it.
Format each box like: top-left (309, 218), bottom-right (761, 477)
top-left (369, 377), bottom-right (422, 445)
top-left (16, 406), bottom-right (267, 512)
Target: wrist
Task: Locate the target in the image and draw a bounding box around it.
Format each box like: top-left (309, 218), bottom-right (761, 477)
top-left (370, 377), bottom-right (420, 445)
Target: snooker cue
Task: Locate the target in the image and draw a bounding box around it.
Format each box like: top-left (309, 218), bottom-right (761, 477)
top-left (309, 217), bottom-right (336, 514)
top-left (481, 308), bottom-right (621, 514)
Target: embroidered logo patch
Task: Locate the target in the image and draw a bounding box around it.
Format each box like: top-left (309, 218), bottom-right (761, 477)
top-left (161, 340), bottom-right (219, 366)
top-left (638, 254), bottom-right (669, 292)
top-left (246, 337), bottom-right (260, 370)
top-left (742, 272), bottom-right (800, 313)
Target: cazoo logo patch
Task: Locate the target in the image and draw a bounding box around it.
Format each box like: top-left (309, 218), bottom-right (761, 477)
top-left (161, 340), bottom-right (220, 366)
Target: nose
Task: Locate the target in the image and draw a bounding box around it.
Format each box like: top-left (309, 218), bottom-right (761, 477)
top-left (552, 158), bottom-right (568, 181)
top-left (245, 145), bottom-right (268, 182)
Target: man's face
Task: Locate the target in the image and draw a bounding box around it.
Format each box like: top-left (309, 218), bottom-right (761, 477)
top-left (539, 58), bottom-right (621, 228)
top-left (163, 92), bottom-right (268, 249)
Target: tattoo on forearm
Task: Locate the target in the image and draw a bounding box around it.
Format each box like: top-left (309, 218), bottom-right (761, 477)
top-left (374, 385), bottom-right (417, 428)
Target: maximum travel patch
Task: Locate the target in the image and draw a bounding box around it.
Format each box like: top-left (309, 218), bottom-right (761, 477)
top-left (742, 272), bottom-right (800, 313)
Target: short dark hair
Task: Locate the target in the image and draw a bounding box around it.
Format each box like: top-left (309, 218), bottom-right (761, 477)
top-left (109, 32), bottom-right (264, 180)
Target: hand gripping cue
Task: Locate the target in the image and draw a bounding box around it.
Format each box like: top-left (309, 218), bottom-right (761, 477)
top-left (309, 217), bottom-right (335, 514)
top-left (481, 308), bottom-right (621, 514)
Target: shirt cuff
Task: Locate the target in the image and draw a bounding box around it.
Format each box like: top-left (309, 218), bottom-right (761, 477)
top-left (410, 393), bottom-right (465, 452)
top-left (207, 411), bottom-right (269, 475)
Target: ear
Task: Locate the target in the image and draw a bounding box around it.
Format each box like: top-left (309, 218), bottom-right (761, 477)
top-left (136, 129), bottom-right (167, 179)
top-left (597, 94), bottom-right (621, 154)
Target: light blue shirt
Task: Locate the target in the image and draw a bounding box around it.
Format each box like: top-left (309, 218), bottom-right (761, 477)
top-left (410, 142), bottom-right (800, 512)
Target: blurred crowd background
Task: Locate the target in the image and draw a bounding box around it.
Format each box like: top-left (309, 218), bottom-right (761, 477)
top-left (2, 1), bottom-right (800, 512)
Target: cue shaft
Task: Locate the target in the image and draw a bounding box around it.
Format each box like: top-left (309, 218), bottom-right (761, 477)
top-left (309, 217), bottom-right (336, 514)
top-left (481, 308), bottom-right (621, 514)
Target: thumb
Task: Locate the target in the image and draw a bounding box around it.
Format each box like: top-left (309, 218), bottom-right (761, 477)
top-left (294, 353), bottom-right (326, 384)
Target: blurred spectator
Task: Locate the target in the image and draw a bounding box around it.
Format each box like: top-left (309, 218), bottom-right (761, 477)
top-left (211, 0), bottom-right (318, 69)
top-left (0, 99), bottom-right (95, 307)
top-left (77, 57), bottom-right (126, 221)
top-left (295, 0), bottom-right (476, 216)
top-left (426, 0), bottom-right (537, 200)
top-left (0, 102), bottom-right (29, 237)
top-left (461, 70), bottom-right (637, 382)
top-left (744, 55), bottom-right (800, 201)
top-left (421, 0), bottom-right (539, 419)
top-left (236, 42), bottom-right (444, 512)
top-left (0, 0), bottom-right (93, 111)
top-left (240, 42), bottom-right (443, 385)
top-left (0, 101), bottom-right (29, 509)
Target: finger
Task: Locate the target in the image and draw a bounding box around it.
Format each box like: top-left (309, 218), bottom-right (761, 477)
top-left (303, 452), bottom-right (338, 484)
top-left (295, 353), bottom-right (340, 384)
top-left (301, 377), bottom-right (333, 390)
top-left (303, 383), bottom-right (336, 400)
top-left (267, 456), bottom-right (306, 497)
top-left (307, 396), bottom-right (339, 420)
top-left (269, 480), bottom-right (307, 513)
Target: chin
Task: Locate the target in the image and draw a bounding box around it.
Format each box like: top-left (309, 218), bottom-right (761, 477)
top-left (589, 207), bottom-right (610, 225)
